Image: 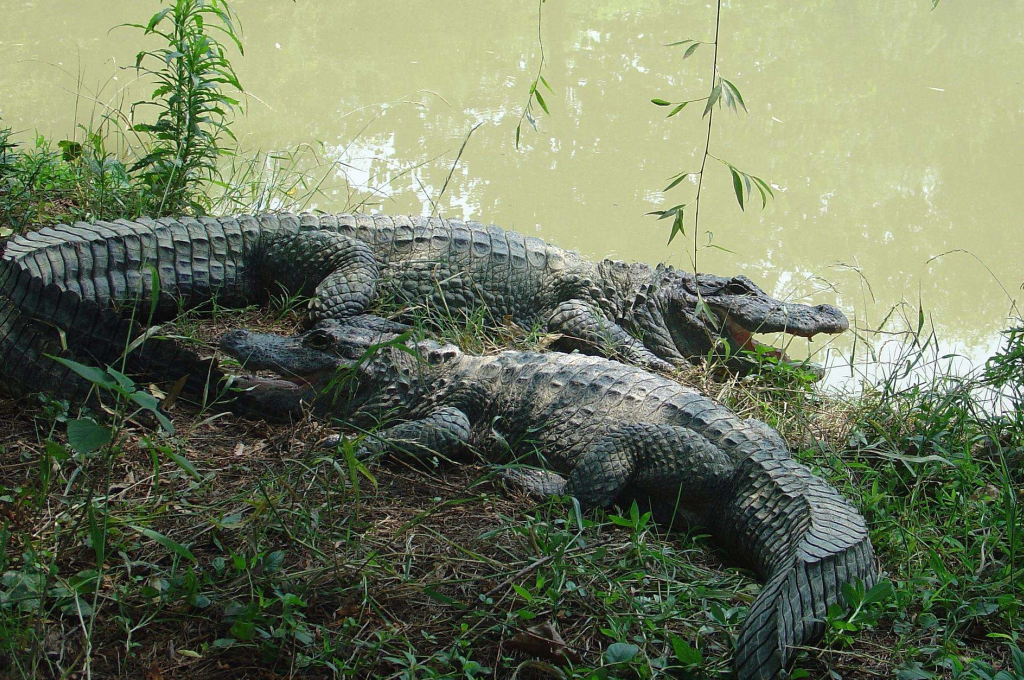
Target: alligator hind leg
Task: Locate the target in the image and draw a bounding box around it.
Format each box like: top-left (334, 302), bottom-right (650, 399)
top-left (343, 406), bottom-right (472, 464)
top-left (563, 423), bottom-right (734, 509)
top-left (501, 424), bottom-right (734, 511)
top-left (547, 300), bottom-right (675, 372)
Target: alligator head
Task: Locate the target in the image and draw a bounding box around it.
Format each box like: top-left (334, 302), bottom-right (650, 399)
top-left (626, 264), bottom-right (849, 373)
top-left (218, 316), bottom-right (441, 420)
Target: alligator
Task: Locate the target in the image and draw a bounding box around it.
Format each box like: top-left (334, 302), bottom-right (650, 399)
top-left (0, 213), bottom-right (848, 402)
top-left (219, 318), bottom-right (877, 680)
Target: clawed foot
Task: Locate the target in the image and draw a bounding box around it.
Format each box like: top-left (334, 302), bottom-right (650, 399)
top-left (497, 467), bottom-right (568, 501)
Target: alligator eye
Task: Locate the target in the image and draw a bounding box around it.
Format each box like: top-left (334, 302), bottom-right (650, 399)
top-left (726, 280), bottom-right (752, 295)
top-left (305, 332), bottom-right (331, 349)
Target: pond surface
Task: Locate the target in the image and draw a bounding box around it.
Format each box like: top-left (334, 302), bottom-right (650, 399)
top-left (2, 0), bottom-right (1021, 386)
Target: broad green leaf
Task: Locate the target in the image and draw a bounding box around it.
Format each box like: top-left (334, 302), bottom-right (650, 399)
top-left (50, 356), bottom-right (117, 390)
top-left (604, 642), bottom-right (639, 664)
top-left (862, 579), bottom-right (894, 606)
top-left (129, 524), bottom-right (196, 562)
top-left (67, 418), bottom-right (112, 454)
top-left (1010, 643), bottom-right (1024, 675)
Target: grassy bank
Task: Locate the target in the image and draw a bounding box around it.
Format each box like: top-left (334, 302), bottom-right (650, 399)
top-left (0, 292), bottom-right (1020, 679)
top-left (2, 2), bottom-right (1023, 678)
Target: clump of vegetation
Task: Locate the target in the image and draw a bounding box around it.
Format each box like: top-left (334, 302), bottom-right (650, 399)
top-left (0, 0), bottom-right (247, 234)
top-left (126, 0), bottom-right (245, 215)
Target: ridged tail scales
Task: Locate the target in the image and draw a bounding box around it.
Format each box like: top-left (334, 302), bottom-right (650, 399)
top-left (0, 214), bottom-right (379, 403)
top-left (714, 449), bottom-right (877, 680)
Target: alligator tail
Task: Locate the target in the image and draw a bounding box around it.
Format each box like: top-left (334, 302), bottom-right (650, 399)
top-left (715, 449), bottom-right (876, 680)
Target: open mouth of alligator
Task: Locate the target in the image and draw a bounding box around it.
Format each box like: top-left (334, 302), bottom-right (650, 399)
top-left (721, 318), bottom-right (823, 370)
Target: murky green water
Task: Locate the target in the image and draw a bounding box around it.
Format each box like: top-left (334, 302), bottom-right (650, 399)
top-left (2, 1), bottom-right (1021, 383)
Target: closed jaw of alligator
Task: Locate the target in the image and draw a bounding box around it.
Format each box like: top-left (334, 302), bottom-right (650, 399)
top-left (219, 321), bottom-right (394, 418)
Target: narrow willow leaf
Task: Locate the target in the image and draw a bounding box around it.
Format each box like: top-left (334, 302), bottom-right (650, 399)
top-left (539, 74), bottom-right (553, 92)
top-left (721, 83), bottom-right (735, 112)
top-left (534, 90), bottom-right (549, 115)
top-left (702, 83), bottom-right (722, 118)
top-left (651, 98), bottom-right (672, 106)
top-left (668, 210), bottom-right (686, 244)
top-left (730, 167), bottom-right (745, 210)
top-left (664, 39), bottom-right (696, 47)
top-left (722, 79), bottom-right (748, 112)
top-left (655, 204), bottom-right (686, 220)
top-left (663, 173), bottom-right (691, 192)
top-left (752, 175), bottom-right (775, 198)
top-left (667, 102), bottom-right (688, 117)
top-left (683, 42), bottom-right (701, 59)
top-left (130, 524), bottom-right (197, 562)
top-left (755, 182), bottom-right (768, 208)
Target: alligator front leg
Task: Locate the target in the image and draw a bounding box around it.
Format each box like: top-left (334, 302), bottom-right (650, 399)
top-left (262, 230), bottom-right (380, 322)
top-left (546, 300), bottom-right (674, 372)
top-left (353, 406), bottom-right (472, 464)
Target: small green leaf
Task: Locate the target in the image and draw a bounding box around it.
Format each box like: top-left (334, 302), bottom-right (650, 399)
top-left (604, 642), bottom-right (639, 664)
top-left (669, 635), bottom-right (702, 666)
top-left (230, 619), bottom-right (255, 641)
top-left (129, 524), bottom-right (196, 562)
top-left (683, 42), bottom-right (700, 59)
top-left (651, 98), bottom-right (672, 106)
top-left (664, 39), bottom-right (696, 47)
top-left (539, 74), bottom-right (553, 92)
top-left (67, 418), bottom-right (112, 454)
top-left (167, 449), bottom-right (202, 481)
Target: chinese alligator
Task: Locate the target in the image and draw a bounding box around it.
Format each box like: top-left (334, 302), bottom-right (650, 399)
top-left (0, 213), bottom-right (848, 400)
top-left (219, 318), bottom-right (877, 680)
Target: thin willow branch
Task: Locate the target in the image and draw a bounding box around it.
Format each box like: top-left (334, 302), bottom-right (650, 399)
top-left (691, 0), bottom-right (722, 272)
